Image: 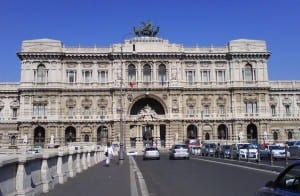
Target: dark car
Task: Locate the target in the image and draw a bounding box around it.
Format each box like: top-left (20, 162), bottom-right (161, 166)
top-left (201, 143), bottom-right (216, 157)
top-left (257, 161), bottom-right (300, 195)
top-left (219, 145), bottom-right (231, 158)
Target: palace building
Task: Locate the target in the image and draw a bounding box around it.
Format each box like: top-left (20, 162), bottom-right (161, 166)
top-left (0, 24), bottom-right (300, 150)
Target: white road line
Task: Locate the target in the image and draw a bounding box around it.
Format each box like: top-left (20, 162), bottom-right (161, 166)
top-left (129, 156), bottom-right (150, 196)
top-left (192, 157), bottom-right (281, 175)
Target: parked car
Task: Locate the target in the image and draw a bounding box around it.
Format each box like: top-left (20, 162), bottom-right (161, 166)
top-left (257, 161), bottom-right (300, 195)
top-left (231, 143), bottom-right (250, 159)
top-left (219, 145), bottom-right (231, 158)
top-left (260, 145), bottom-right (290, 160)
top-left (239, 143), bottom-right (258, 161)
top-left (143, 147), bottom-right (160, 160)
top-left (169, 144), bottom-right (189, 160)
top-left (189, 146), bottom-right (201, 156)
top-left (201, 143), bottom-right (217, 157)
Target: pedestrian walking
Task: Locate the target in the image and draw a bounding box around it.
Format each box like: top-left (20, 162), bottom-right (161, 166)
top-left (104, 142), bottom-right (114, 167)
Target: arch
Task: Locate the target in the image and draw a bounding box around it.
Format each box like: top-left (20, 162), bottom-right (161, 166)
top-left (217, 124), bottom-right (228, 140)
top-left (65, 126), bottom-right (76, 143)
top-left (246, 123), bottom-right (257, 142)
top-left (128, 64), bottom-right (136, 81)
top-left (97, 126), bottom-right (108, 145)
top-left (143, 64), bottom-right (151, 82)
top-left (129, 97), bottom-right (166, 115)
top-left (11, 135), bottom-right (16, 145)
top-left (34, 126), bottom-right (45, 147)
top-left (158, 64), bottom-right (167, 84)
top-left (288, 131), bottom-right (293, 140)
top-left (186, 124), bottom-right (197, 139)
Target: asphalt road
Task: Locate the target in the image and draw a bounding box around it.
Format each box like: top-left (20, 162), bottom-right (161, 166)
top-left (134, 153), bottom-right (278, 196)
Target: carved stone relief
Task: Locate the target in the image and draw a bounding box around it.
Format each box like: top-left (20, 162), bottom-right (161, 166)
top-left (81, 98), bottom-right (92, 108)
top-left (282, 96), bottom-right (292, 106)
top-left (66, 98), bottom-right (76, 107)
top-left (186, 96), bottom-right (196, 106)
top-left (201, 96), bottom-right (211, 106)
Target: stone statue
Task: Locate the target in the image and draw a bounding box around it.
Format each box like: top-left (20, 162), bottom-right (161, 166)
top-left (23, 134), bottom-right (28, 144)
top-left (133, 22), bottom-right (160, 37)
top-left (50, 134), bottom-right (55, 145)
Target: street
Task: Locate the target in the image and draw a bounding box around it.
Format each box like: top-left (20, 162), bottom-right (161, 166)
top-left (134, 153), bottom-right (278, 196)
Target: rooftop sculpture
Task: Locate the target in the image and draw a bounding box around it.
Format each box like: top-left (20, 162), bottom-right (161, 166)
top-left (133, 22), bottom-right (159, 37)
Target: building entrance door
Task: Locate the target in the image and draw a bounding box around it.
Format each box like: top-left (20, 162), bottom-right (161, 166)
top-left (143, 125), bottom-right (153, 147)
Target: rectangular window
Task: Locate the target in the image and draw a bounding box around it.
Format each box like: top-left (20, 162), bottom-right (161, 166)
top-left (82, 70), bottom-right (92, 83)
top-left (245, 102), bottom-right (257, 114)
top-left (203, 105), bottom-right (209, 115)
top-left (84, 107), bottom-right (90, 116)
top-left (33, 104), bottom-right (47, 117)
top-left (186, 70), bottom-right (195, 84)
top-left (219, 105), bottom-right (225, 115)
top-left (271, 105), bottom-right (276, 116)
top-left (188, 106), bottom-right (194, 115)
top-left (99, 106), bottom-right (106, 117)
top-left (67, 70), bottom-right (77, 83)
top-left (285, 105), bottom-right (291, 115)
top-left (98, 70), bottom-right (108, 83)
top-left (201, 70), bottom-right (210, 82)
top-left (67, 107), bottom-right (74, 116)
top-left (216, 70), bottom-right (225, 82)
top-left (12, 108), bottom-right (17, 118)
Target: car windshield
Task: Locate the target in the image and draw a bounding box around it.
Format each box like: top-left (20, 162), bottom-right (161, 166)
top-left (223, 145), bottom-right (231, 150)
top-left (269, 145), bottom-right (284, 150)
top-left (145, 147), bottom-right (158, 151)
top-left (174, 145), bottom-right (187, 149)
top-left (208, 144), bottom-right (216, 148)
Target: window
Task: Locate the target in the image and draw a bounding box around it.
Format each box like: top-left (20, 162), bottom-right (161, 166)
top-left (273, 132), bottom-right (278, 141)
top-left (67, 70), bottom-right (77, 83)
top-left (128, 64), bottom-right (136, 81)
top-left (98, 70), bottom-right (108, 83)
top-left (35, 64), bottom-right (47, 83)
top-left (288, 131), bottom-right (293, 140)
top-left (285, 105), bottom-right (291, 116)
top-left (12, 108), bottom-right (17, 118)
top-left (99, 106), bottom-right (106, 117)
top-left (277, 164), bottom-right (300, 193)
top-left (219, 105), bottom-right (225, 115)
top-left (245, 102), bottom-right (257, 114)
top-left (143, 64), bottom-right (151, 82)
top-left (84, 106), bottom-right (90, 116)
top-left (188, 106), bottom-right (194, 115)
top-left (158, 64), bottom-right (167, 84)
top-left (186, 70), bottom-right (195, 84)
top-left (243, 64), bottom-right (256, 81)
top-left (82, 70), bottom-right (92, 83)
top-left (216, 70), bottom-right (225, 82)
top-left (271, 105), bottom-right (276, 116)
top-left (203, 105), bottom-right (209, 115)
top-left (33, 104), bottom-right (47, 117)
top-left (201, 70), bottom-right (210, 82)
top-left (67, 107), bottom-right (74, 116)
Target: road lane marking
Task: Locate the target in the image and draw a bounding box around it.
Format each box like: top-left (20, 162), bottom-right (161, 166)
top-left (129, 156), bottom-right (150, 196)
top-left (192, 157), bottom-right (280, 175)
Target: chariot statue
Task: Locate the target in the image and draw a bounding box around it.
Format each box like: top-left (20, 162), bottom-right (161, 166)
top-left (133, 22), bottom-right (160, 37)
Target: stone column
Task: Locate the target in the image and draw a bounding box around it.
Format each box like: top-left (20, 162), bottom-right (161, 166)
top-left (41, 154), bottom-right (50, 193)
top-left (82, 150), bottom-right (87, 170)
top-left (87, 149), bottom-right (91, 168)
top-left (57, 151), bottom-right (64, 184)
top-left (68, 151), bottom-right (75, 178)
top-left (76, 150), bottom-right (82, 173)
top-left (16, 157), bottom-right (27, 196)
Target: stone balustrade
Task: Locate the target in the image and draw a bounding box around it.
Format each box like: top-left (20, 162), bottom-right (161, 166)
top-left (0, 146), bottom-right (105, 196)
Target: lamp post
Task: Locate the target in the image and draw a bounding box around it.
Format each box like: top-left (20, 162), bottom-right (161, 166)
top-left (119, 45), bottom-right (125, 161)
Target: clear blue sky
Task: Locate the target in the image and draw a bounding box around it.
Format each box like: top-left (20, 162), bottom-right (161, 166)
top-left (0, 0), bottom-right (299, 82)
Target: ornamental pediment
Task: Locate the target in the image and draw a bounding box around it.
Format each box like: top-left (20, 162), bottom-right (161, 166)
top-left (137, 105), bottom-right (158, 121)
top-left (282, 97), bottom-right (292, 106)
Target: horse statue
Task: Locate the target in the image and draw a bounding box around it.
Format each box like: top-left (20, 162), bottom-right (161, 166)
top-left (133, 22), bottom-right (160, 37)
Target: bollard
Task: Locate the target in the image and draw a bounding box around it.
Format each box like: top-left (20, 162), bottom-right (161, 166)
top-left (257, 147), bottom-right (260, 164)
top-left (247, 146), bottom-right (250, 162)
top-left (270, 148), bottom-right (273, 166)
top-left (285, 145), bottom-right (288, 167)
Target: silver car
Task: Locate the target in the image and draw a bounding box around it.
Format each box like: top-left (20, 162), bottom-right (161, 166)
top-left (143, 147), bottom-right (160, 160)
top-left (169, 144), bottom-right (189, 160)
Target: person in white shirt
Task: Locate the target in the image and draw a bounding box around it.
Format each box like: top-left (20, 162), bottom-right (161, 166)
top-left (104, 142), bottom-right (114, 167)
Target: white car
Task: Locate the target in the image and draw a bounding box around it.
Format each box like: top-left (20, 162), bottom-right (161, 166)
top-left (127, 150), bottom-right (138, 156)
top-left (169, 144), bottom-right (189, 160)
top-left (143, 147), bottom-right (160, 160)
top-left (239, 144), bottom-right (258, 160)
top-left (267, 145), bottom-right (290, 159)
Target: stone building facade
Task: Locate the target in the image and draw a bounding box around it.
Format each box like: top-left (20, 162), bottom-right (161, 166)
top-left (0, 33), bottom-right (300, 150)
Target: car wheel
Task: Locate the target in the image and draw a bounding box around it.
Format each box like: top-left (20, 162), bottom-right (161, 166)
top-left (157, 157), bottom-right (160, 160)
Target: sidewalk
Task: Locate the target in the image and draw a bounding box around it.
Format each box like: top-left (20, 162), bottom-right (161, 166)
top-left (41, 157), bottom-right (131, 196)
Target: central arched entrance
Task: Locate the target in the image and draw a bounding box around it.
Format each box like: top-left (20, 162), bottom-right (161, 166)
top-left (128, 96), bottom-right (167, 148)
top-left (247, 123), bottom-right (258, 143)
top-left (65, 126), bottom-right (76, 143)
top-left (34, 126), bottom-right (45, 147)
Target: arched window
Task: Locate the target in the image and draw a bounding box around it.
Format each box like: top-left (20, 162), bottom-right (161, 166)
top-left (36, 64), bottom-right (47, 83)
top-left (143, 64), bottom-right (151, 82)
top-left (288, 131), bottom-right (293, 140)
top-left (273, 132), bottom-right (278, 141)
top-left (128, 64), bottom-right (136, 81)
top-left (158, 64), bottom-right (166, 84)
top-left (243, 64), bottom-right (254, 81)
